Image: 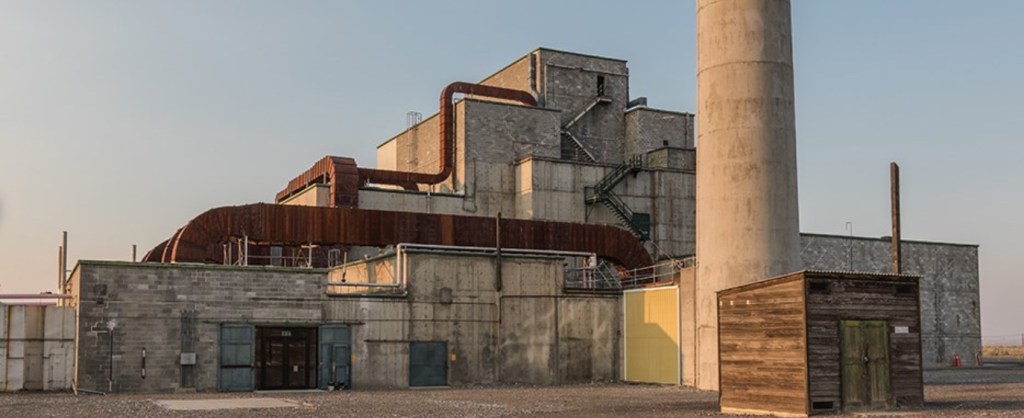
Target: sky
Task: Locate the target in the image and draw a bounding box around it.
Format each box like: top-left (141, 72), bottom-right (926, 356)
top-left (0, 1), bottom-right (1021, 339)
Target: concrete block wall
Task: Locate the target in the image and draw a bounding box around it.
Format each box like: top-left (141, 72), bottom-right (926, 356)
top-left (541, 50), bottom-right (629, 164)
top-left (799, 234), bottom-right (981, 368)
top-left (70, 262), bottom-right (326, 392)
top-left (0, 304), bottom-right (75, 391)
top-left (647, 147), bottom-right (696, 171)
top-left (625, 107), bottom-right (694, 157)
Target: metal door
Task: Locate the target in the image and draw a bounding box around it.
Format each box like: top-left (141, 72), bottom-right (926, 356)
top-left (841, 320), bottom-right (892, 411)
top-left (219, 324), bottom-right (255, 392)
top-left (318, 325), bottom-right (351, 389)
top-left (409, 342), bottom-right (447, 387)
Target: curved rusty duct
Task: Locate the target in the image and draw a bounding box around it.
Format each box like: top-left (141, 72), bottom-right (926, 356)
top-left (275, 156), bottom-right (362, 206)
top-left (142, 239), bottom-right (169, 264)
top-left (143, 203), bottom-right (652, 270)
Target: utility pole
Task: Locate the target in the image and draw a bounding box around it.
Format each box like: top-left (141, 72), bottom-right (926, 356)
top-left (891, 162), bottom-right (902, 275)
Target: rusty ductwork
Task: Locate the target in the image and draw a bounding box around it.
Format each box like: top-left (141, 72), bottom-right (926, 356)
top-left (277, 82), bottom-right (537, 199)
top-left (142, 203), bottom-right (651, 271)
top-left (358, 81), bottom-right (537, 188)
top-left (275, 156), bottom-right (361, 207)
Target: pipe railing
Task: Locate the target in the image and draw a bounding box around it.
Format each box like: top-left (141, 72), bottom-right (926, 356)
top-left (325, 243), bottom-right (596, 296)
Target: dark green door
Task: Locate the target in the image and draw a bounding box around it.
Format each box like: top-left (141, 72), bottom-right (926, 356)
top-left (318, 325), bottom-right (351, 389)
top-left (409, 342), bottom-right (447, 387)
top-left (219, 324), bottom-right (255, 392)
top-left (841, 320), bottom-right (892, 411)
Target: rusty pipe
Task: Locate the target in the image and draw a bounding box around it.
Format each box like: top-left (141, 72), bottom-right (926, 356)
top-left (358, 81), bottom-right (537, 188)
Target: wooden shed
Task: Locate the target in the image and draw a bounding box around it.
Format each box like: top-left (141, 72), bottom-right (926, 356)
top-left (717, 270), bottom-right (924, 416)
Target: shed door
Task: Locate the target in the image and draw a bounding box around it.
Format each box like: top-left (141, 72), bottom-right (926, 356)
top-left (219, 324), bottom-right (255, 392)
top-left (318, 325), bottom-right (351, 389)
top-left (409, 342), bottom-right (447, 387)
top-left (841, 320), bottom-right (892, 411)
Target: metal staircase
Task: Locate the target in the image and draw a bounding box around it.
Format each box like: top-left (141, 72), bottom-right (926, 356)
top-left (585, 155), bottom-right (650, 241)
top-left (563, 131), bottom-right (597, 163)
top-left (560, 95), bottom-right (611, 163)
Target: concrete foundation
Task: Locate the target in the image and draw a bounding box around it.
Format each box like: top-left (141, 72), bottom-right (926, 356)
top-left (695, 0), bottom-right (802, 390)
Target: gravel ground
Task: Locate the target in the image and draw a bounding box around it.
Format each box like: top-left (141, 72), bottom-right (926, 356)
top-left (1, 366), bottom-right (1022, 417)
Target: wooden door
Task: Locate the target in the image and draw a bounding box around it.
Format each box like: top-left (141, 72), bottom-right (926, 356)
top-left (840, 320), bottom-right (892, 411)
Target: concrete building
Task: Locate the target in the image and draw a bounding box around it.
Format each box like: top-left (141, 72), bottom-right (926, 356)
top-left (69, 248), bottom-right (618, 392)
top-left (62, 46), bottom-right (979, 393)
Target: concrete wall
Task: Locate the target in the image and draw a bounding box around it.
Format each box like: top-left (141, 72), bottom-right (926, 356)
top-left (480, 51), bottom-right (535, 97)
top-left (71, 253), bottom-right (619, 392)
top-left (515, 157), bottom-right (695, 259)
top-left (280, 184), bottom-right (329, 207)
top-left (0, 304), bottom-right (75, 391)
top-left (800, 234), bottom-right (981, 368)
top-left (375, 113), bottom-right (442, 191)
top-left (625, 107), bottom-right (694, 157)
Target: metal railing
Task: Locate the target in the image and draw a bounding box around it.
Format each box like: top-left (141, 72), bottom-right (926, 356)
top-left (326, 244), bottom-right (597, 296)
top-left (565, 257), bottom-right (694, 292)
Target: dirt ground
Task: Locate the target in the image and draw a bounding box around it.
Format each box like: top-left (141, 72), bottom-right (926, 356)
top-left (1, 366), bottom-right (1022, 417)
top-left (984, 345), bottom-right (1024, 359)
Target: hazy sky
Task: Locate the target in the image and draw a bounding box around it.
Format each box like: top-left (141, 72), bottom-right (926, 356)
top-left (1, 1), bottom-right (1021, 339)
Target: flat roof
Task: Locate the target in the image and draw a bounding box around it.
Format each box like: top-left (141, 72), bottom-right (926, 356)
top-left (801, 232), bottom-right (978, 248)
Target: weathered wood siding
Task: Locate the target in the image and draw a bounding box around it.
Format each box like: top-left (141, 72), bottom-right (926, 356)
top-left (805, 274), bottom-right (923, 412)
top-left (718, 276), bottom-right (808, 416)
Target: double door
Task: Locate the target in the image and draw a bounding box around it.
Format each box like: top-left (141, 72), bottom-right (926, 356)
top-left (840, 320), bottom-right (893, 411)
top-left (258, 327), bottom-right (316, 390)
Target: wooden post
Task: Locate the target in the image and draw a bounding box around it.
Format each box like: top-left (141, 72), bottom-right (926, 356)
top-left (890, 162), bottom-right (902, 275)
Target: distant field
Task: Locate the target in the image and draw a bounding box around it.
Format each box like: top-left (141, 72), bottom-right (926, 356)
top-left (984, 345), bottom-right (1024, 358)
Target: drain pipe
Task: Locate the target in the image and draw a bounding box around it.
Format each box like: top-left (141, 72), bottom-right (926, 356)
top-left (495, 212), bottom-right (503, 292)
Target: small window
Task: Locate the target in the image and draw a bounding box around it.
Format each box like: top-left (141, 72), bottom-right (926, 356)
top-left (597, 75), bottom-right (606, 97)
top-left (809, 281), bottom-right (830, 294)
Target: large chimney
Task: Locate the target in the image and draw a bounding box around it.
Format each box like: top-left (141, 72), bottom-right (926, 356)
top-left (694, 0), bottom-right (802, 390)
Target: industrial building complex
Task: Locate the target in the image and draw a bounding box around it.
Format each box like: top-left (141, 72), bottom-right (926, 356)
top-left (0, 1), bottom-right (980, 415)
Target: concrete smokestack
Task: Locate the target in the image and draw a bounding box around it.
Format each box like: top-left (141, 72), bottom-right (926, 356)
top-left (694, 0), bottom-right (802, 390)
